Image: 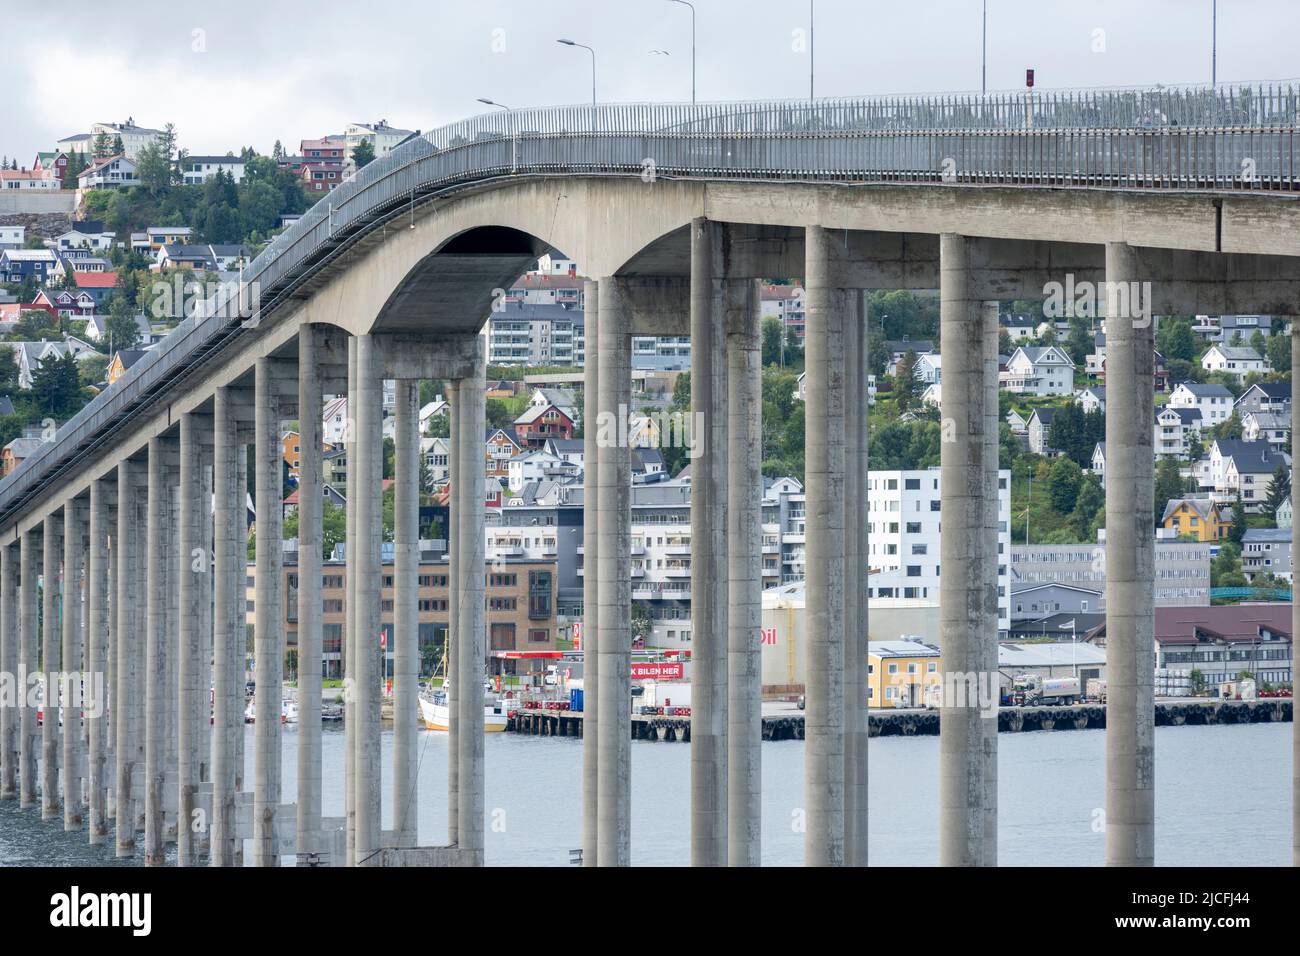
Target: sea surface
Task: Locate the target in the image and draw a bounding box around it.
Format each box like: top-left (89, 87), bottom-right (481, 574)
top-left (0, 722), bottom-right (1290, 866)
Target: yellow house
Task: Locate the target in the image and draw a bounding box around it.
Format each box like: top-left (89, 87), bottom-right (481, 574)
top-left (867, 640), bottom-right (942, 709)
top-left (1161, 496), bottom-right (1231, 542)
top-left (106, 348), bottom-right (148, 386)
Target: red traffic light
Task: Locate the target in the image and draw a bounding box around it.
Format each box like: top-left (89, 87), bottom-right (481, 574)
top-left (1026, 68), bottom-right (1035, 88)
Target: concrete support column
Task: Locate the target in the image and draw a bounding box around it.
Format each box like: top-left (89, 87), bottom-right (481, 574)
top-left (344, 337), bottom-right (357, 866)
top-left (843, 291), bottom-right (870, 867)
top-left (233, 442), bottom-right (248, 867)
top-left (1293, 317), bottom-right (1300, 868)
top-left (726, 276), bottom-right (762, 867)
top-left (937, 234), bottom-right (998, 867)
top-left (393, 377), bottom-right (419, 847)
top-left (297, 328), bottom-right (325, 858)
top-left (1104, 240), bottom-right (1156, 866)
top-left (454, 340), bottom-right (487, 862)
top-left (981, 299), bottom-right (1000, 868)
top-left (212, 389), bottom-right (242, 866)
top-left (596, 277), bottom-right (632, 867)
top-left (254, 359), bottom-right (285, 866)
top-left (445, 379), bottom-right (459, 845)
top-left (689, 218), bottom-right (729, 866)
top-left (0, 544), bottom-right (16, 801)
top-left (580, 280), bottom-right (599, 866)
top-left (19, 530), bottom-right (39, 810)
top-left (86, 482), bottom-right (109, 842)
top-left (115, 457), bottom-right (141, 856)
top-left (42, 512), bottom-right (62, 821)
top-left (803, 224), bottom-right (846, 866)
top-left (145, 437), bottom-right (172, 864)
top-left (352, 336), bottom-right (383, 864)
top-left (61, 498), bottom-right (85, 831)
top-left (179, 414), bottom-right (210, 866)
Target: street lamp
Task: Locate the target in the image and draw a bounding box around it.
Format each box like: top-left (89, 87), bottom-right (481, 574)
top-left (557, 39), bottom-right (597, 105)
top-left (982, 0), bottom-right (987, 95)
top-left (477, 98), bottom-right (509, 111)
top-left (665, 0), bottom-right (696, 104)
top-left (809, 0), bottom-right (815, 99)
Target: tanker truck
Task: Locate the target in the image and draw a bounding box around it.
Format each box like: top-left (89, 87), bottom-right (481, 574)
top-left (1009, 674), bottom-right (1081, 706)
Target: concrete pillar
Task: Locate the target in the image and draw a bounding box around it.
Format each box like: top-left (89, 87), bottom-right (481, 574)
top-left (233, 441), bottom-right (248, 867)
top-left (297, 327), bottom-right (325, 858)
top-left (353, 336), bottom-right (383, 864)
top-left (1104, 240), bottom-right (1156, 866)
top-left (596, 277), bottom-right (631, 866)
top-left (0, 543), bottom-right (16, 801)
top-left (61, 498), bottom-right (85, 831)
top-left (689, 219), bottom-right (729, 866)
top-left (580, 280), bottom-right (599, 866)
top-left (981, 299), bottom-right (1000, 868)
top-left (42, 511), bottom-right (62, 821)
top-left (843, 291), bottom-right (870, 867)
top-left (803, 224), bottom-right (845, 866)
top-left (212, 389), bottom-right (242, 866)
top-left (144, 437), bottom-right (172, 864)
top-left (344, 336), bottom-right (357, 866)
top-left (1293, 317), bottom-right (1300, 868)
top-left (937, 235), bottom-right (999, 867)
top-left (455, 341), bottom-right (487, 862)
top-left (726, 277), bottom-right (762, 867)
top-left (445, 378), bottom-right (459, 845)
top-left (19, 530), bottom-right (39, 810)
top-left (179, 414), bottom-right (210, 866)
top-left (254, 358), bottom-right (285, 866)
top-left (115, 457), bottom-right (140, 856)
top-left (86, 482), bottom-right (109, 842)
top-left (393, 378), bottom-right (419, 847)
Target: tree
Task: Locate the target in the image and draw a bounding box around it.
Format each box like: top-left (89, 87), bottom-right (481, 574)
top-left (485, 397), bottom-right (514, 431)
top-left (1046, 404), bottom-right (1105, 468)
top-left (92, 131), bottom-right (113, 159)
top-left (1071, 475), bottom-right (1105, 539)
top-left (1047, 457), bottom-right (1083, 513)
top-left (135, 139), bottom-right (172, 192)
top-left (30, 352), bottom-right (86, 419)
top-left (1213, 410), bottom-right (1243, 441)
top-left (761, 316), bottom-right (785, 367)
top-left (1156, 317), bottom-right (1198, 363)
top-left (111, 134), bottom-right (125, 156)
top-left (1065, 314), bottom-right (1093, 367)
top-left (893, 349), bottom-right (923, 412)
top-left (1267, 333), bottom-right (1291, 374)
top-left (272, 140), bottom-right (286, 162)
top-left (1228, 494), bottom-right (1248, 545)
top-left (1154, 457), bottom-right (1185, 524)
top-left (352, 139), bottom-right (376, 169)
top-left (1264, 462), bottom-right (1291, 519)
top-left (105, 299), bottom-right (143, 352)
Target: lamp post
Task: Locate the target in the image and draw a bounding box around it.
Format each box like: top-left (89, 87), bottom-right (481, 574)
top-left (557, 39), bottom-right (597, 106)
top-left (666, 0), bottom-right (696, 104)
top-left (982, 0), bottom-right (987, 95)
top-left (476, 98), bottom-right (509, 111)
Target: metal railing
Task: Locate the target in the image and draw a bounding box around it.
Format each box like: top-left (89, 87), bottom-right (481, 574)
top-left (3, 81), bottom-right (1299, 528)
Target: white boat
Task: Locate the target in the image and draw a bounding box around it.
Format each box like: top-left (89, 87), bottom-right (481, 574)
top-left (418, 687), bottom-right (507, 733)
top-left (244, 697), bottom-right (299, 723)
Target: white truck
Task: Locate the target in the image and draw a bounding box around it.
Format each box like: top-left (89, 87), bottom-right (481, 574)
top-left (1010, 674), bottom-right (1081, 706)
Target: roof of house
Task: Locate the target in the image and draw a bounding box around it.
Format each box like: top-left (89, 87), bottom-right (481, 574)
top-left (1013, 345), bottom-right (1074, 365)
top-left (1238, 382), bottom-right (1291, 402)
top-left (1214, 438), bottom-right (1285, 474)
top-left (147, 226), bottom-right (192, 236)
top-left (1242, 527), bottom-right (1291, 544)
top-left (1028, 407), bottom-right (1056, 424)
top-left (1244, 410), bottom-right (1290, 430)
top-left (1176, 382), bottom-right (1234, 398)
top-left (1145, 604), bottom-right (1292, 645)
top-left (4, 437), bottom-right (43, 459)
top-left (186, 155), bottom-right (246, 165)
top-left (112, 349), bottom-right (149, 370)
top-left (885, 339), bottom-right (934, 355)
top-left (80, 153), bottom-right (132, 175)
top-left (72, 271), bottom-right (118, 289)
top-left (1208, 345), bottom-right (1263, 361)
top-left (0, 396), bottom-right (14, 417)
top-left (1161, 495), bottom-right (1229, 524)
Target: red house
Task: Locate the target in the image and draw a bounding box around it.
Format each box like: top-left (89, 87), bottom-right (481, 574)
top-left (513, 403), bottom-right (575, 448)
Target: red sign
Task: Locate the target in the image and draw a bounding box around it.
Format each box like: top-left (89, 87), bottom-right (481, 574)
top-left (631, 662), bottom-right (684, 680)
top-left (760, 627), bottom-right (777, 646)
top-left (572, 622), bottom-right (581, 651)
top-left (379, 631), bottom-right (387, 649)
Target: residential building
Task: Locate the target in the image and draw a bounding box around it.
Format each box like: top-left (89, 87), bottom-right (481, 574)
top-left (507, 450), bottom-right (577, 492)
top-left (1154, 406), bottom-right (1194, 458)
top-left (1241, 529), bottom-right (1292, 583)
top-left (77, 155), bottom-right (139, 190)
top-left (5, 337), bottom-right (99, 389)
top-left (1010, 540), bottom-right (1211, 606)
top-left (154, 244), bottom-right (218, 271)
top-left (0, 225), bottom-right (25, 250)
top-left (1161, 495), bottom-right (1233, 543)
top-left (1027, 407), bottom-right (1057, 455)
top-left (0, 249), bottom-right (58, 284)
top-left (513, 403), bottom-right (574, 448)
top-left (1001, 345), bottom-right (1075, 395)
top-left (759, 283), bottom-right (806, 341)
top-left (106, 348), bottom-right (150, 385)
top-left (1201, 343), bottom-right (1265, 381)
top-left (300, 136), bottom-right (347, 165)
top-left (485, 427), bottom-right (524, 481)
top-left (486, 302), bottom-right (584, 366)
top-left (1169, 382), bottom-right (1234, 429)
top-left (867, 640), bottom-right (942, 708)
top-left (0, 168), bottom-right (59, 190)
top-left (865, 467), bottom-right (1013, 635)
top-left (1000, 313), bottom-right (1036, 342)
top-left (1010, 583), bottom-right (1104, 620)
top-left (301, 162), bottom-right (346, 193)
top-left (1200, 438), bottom-right (1289, 512)
top-left (1076, 385), bottom-right (1106, 415)
top-left (2, 429), bottom-right (45, 477)
top-left (1241, 409), bottom-right (1290, 451)
top-left (89, 119), bottom-right (162, 159)
top-left (181, 155), bottom-right (247, 184)
top-left (344, 120), bottom-right (417, 160)
top-left (146, 227), bottom-right (193, 250)
top-left (1235, 382), bottom-right (1290, 417)
top-left (48, 220), bottom-right (114, 252)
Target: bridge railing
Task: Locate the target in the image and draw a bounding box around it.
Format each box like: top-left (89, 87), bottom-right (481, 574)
top-left (3, 81), bottom-right (1299, 524)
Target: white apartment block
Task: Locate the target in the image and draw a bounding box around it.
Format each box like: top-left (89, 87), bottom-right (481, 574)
top-left (865, 468), bottom-right (1013, 634)
top-left (1169, 382), bottom-right (1234, 428)
top-left (1001, 345), bottom-right (1075, 396)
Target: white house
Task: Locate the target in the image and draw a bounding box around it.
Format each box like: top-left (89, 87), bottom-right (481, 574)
top-left (322, 396), bottom-right (349, 445)
top-left (913, 353), bottom-right (942, 385)
top-left (0, 168), bottom-right (59, 190)
top-left (78, 155), bottom-right (139, 190)
top-left (48, 222), bottom-right (115, 252)
top-left (507, 450), bottom-right (574, 492)
top-left (1154, 406), bottom-right (1191, 459)
top-left (1027, 408), bottom-right (1057, 455)
top-left (1001, 345), bottom-right (1075, 396)
top-left (344, 120), bottom-right (417, 160)
top-left (0, 225), bottom-right (26, 250)
top-left (1203, 438), bottom-right (1289, 512)
top-left (1242, 410), bottom-right (1290, 451)
top-left (1169, 382), bottom-right (1234, 429)
top-left (421, 435), bottom-right (450, 485)
top-left (1075, 385), bottom-right (1106, 415)
top-left (1091, 442), bottom-right (1107, 484)
top-left (181, 155), bottom-right (247, 185)
top-left (89, 119), bottom-right (162, 159)
top-left (419, 399), bottom-right (449, 434)
top-left (1201, 344), bottom-right (1265, 381)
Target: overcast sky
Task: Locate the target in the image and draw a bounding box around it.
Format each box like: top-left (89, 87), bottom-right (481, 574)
top-left (4, 0), bottom-right (1298, 162)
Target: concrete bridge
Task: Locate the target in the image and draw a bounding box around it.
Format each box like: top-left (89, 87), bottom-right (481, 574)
top-left (1, 83), bottom-right (1300, 867)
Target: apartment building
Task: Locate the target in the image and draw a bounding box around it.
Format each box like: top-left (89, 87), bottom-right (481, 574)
top-left (1010, 539), bottom-right (1212, 606)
